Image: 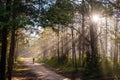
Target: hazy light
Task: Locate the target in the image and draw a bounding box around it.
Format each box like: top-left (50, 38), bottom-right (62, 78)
top-left (92, 14), bottom-right (100, 22)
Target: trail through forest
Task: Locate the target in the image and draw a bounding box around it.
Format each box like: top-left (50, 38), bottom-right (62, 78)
top-left (12, 58), bottom-right (71, 80)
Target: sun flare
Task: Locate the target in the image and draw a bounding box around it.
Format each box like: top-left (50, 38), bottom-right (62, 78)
top-left (92, 14), bottom-right (100, 22)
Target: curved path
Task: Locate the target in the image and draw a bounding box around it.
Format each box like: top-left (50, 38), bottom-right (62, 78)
top-left (13, 58), bottom-right (70, 80)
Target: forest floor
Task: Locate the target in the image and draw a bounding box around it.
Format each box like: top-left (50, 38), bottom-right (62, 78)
top-left (12, 57), bottom-right (120, 80)
top-left (12, 58), bottom-right (72, 80)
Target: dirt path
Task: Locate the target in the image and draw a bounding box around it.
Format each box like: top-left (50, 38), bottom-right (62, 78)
top-left (12, 58), bottom-right (70, 80)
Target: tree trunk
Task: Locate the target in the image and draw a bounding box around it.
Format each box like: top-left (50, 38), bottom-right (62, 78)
top-left (89, 0), bottom-right (99, 65)
top-left (71, 27), bottom-right (76, 68)
top-left (0, 0), bottom-right (11, 79)
top-left (65, 28), bottom-right (69, 61)
top-left (57, 25), bottom-right (60, 62)
top-left (14, 37), bottom-right (18, 61)
top-left (114, 18), bottom-right (118, 70)
top-left (7, 0), bottom-right (16, 79)
top-left (61, 34), bottom-right (64, 57)
top-left (7, 26), bottom-right (16, 80)
top-left (79, 0), bottom-right (85, 66)
top-left (90, 22), bottom-right (98, 62)
top-left (0, 27), bottom-right (8, 80)
top-left (78, 34), bottom-right (82, 64)
top-left (105, 17), bottom-right (108, 54)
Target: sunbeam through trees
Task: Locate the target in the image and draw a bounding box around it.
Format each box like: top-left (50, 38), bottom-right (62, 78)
top-left (0, 0), bottom-right (120, 80)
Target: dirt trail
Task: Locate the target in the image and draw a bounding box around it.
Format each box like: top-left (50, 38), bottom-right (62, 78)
top-left (12, 58), bottom-right (70, 80)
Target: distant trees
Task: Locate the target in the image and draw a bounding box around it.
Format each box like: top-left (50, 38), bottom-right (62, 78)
top-left (40, 0), bottom-right (74, 63)
top-left (37, 0), bottom-right (120, 79)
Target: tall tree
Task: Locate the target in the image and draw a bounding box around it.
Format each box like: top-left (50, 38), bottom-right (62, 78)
top-left (71, 26), bottom-right (76, 69)
top-left (7, 0), bottom-right (16, 79)
top-left (0, 0), bottom-right (11, 80)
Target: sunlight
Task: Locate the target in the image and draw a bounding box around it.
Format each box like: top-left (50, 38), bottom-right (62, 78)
top-left (92, 14), bottom-right (100, 23)
top-left (63, 78), bottom-right (71, 80)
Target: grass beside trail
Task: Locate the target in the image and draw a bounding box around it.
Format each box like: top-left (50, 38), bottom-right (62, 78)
top-left (14, 57), bottom-right (25, 69)
top-left (38, 57), bottom-right (120, 80)
top-left (38, 57), bottom-right (81, 79)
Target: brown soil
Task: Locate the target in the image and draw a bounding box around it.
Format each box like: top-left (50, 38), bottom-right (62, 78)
top-left (12, 58), bottom-right (71, 80)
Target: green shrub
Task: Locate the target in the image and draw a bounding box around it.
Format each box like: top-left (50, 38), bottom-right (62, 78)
top-left (81, 51), bottom-right (102, 80)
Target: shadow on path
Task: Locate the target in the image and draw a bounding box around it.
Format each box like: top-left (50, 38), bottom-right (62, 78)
top-left (12, 63), bottom-right (38, 80)
top-left (12, 58), bottom-right (71, 80)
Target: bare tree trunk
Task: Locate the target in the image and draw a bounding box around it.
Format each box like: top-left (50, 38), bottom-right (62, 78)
top-left (81, 0), bottom-right (85, 66)
top-left (7, 0), bottom-right (16, 79)
top-left (0, 27), bottom-right (7, 80)
top-left (114, 18), bottom-right (118, 70)
top-left (78, 34), bottom-right (82, 64)
top-left (14, 36), bottom-right (18, 61)
top-left (65, 28), bottom-right (69, 60)
top-left (90, 22), bottom-right (98, 60)
top-left (71, 27), bottom-right (76, 68)
top-left (61, 27), bottom-right (64, 57)
top-left (89, 0), bottom-right (99, 64)
top-left (57, 25), bottom-right (60, 62)
top-left (105, 17), bottom-right (108, 54)
top-left (7, 26), bottom-right (16, 80)
top-left (61, 36), bottom-right (64, 58)
top-left (0, 0), bottom-right (11, 79)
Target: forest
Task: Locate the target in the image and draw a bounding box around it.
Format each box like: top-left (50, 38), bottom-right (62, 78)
top-left (0, 0), bottom-right (120, 80)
